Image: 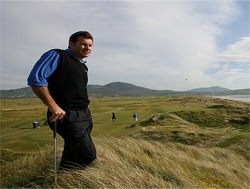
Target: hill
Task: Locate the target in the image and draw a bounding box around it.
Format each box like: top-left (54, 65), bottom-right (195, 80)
top-left (0, 87), bottom-right (35, 98)
top-left (88, 81), bottom-right (175, 97)
top-left (187, 86), bottom-right (230, 93)
top-left (0, 82), bottom-right (249, 98)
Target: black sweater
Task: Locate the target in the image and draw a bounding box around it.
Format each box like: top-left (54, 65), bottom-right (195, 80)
top-left (48, 49), bottom-right (90, 110)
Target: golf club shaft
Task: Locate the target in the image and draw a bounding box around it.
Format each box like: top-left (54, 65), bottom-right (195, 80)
top-left (54, 121), bottom-right (57, 184)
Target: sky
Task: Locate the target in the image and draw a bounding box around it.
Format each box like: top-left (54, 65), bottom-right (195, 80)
top-left (0, 0), bottom-right (249, 91)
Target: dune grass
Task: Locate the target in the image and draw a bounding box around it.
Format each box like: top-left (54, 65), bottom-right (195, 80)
top-left (0, 96), bottom-right (249, 188)
top-left (1, 137), bottom-right (249, 188)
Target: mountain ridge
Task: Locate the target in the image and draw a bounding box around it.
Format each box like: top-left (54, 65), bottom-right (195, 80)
top-left (187, 86), bottom-right (230, 93)
top-left (0, 81), bottom-right (249, 98)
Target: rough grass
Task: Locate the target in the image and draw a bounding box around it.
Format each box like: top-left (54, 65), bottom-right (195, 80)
top-left (0, 96), bottom-right (249, 188)
top-left (1, 137), bottom-right (249, 188)
top-left (0, 145), bottom-right (55, 188)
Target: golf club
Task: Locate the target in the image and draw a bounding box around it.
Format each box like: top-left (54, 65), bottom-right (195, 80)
top-left (53, 121), bottom-right (57, 184)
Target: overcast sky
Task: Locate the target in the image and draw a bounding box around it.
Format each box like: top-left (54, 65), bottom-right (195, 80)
top-left (1, 0), bottom-right (249, 91)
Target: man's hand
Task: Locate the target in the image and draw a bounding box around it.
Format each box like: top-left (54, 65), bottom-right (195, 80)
top-left (48, 105), bottom-right (66, 122)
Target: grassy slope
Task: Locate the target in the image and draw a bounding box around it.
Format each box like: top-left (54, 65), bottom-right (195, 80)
top-left (0, 96), bottom-right (249, 188)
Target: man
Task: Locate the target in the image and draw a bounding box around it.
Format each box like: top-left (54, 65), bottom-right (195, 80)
top-left (27, 31), bottom-right (96, 170)
top-left (133, 113), bottom-right (138, 122)
top-left (111, 112), bottom-right (116, 122)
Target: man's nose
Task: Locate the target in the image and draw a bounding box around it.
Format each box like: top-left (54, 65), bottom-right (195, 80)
top-left (83, 45), bottom-right (91, 50)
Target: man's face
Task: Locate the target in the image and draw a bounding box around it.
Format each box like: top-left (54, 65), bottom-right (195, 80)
top-left (69, 37), bottom-right (93, 59)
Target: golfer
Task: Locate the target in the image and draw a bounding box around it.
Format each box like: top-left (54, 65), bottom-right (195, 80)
top-left (133, 113), bottom-right (138, 122)
top-left (111, 112), bottom-right (116, 122)
top-left (27, 31), bottom-right (96, 170)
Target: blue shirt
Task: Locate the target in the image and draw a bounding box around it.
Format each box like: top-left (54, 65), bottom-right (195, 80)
top-left (27, 49), bottom-right (87, 86)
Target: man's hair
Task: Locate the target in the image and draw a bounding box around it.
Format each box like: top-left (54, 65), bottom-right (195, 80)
top-left (68, 31), bottom-right (93, 48)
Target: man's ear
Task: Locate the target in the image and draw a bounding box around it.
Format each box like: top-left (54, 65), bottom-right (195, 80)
top-left (69, 41), bottom-right (74, 49)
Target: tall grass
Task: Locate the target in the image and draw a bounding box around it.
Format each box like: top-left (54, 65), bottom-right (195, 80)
top-left (1, 96), bottom-right (249, 188)
top-left (0, 145), bottom-right (55, 188)
top-left (1, 137), bottom-right (249, 188)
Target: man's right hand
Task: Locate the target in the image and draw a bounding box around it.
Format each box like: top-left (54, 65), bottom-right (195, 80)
top-left (48, 105), bottom-right (66, 122)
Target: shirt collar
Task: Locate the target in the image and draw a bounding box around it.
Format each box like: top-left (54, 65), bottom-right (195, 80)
top-left (65, 49), bottom-right (87, 64)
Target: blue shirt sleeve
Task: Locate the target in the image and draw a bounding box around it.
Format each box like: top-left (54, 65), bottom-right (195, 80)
top-left (27, 49), bottom-right (60, 86)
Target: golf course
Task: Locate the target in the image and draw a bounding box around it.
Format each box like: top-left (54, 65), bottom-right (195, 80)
top-left (0, 96), bottom-right (249, 188)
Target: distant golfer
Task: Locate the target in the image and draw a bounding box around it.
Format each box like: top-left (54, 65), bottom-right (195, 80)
top-left (133, 113), bottom-right (138, 122)
top-left (27, 31), bottom-right (96, 170)
top-left (111, 112), bottom-right (116, 122)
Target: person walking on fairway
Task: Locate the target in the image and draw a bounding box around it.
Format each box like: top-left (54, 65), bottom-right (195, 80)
top-left (111, 112), bottom-right (116, 122)
top-left (27, 31), bottom-right (96, 170)
top-left (133, 113), bottom-right (138, 122)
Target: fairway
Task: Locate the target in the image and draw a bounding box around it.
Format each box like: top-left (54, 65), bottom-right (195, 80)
top-left (1, 96), bottom-right (249, 159)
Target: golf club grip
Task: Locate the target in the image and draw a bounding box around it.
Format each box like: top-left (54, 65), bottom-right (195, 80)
top-left (53, 121), bottom-right (57, 138)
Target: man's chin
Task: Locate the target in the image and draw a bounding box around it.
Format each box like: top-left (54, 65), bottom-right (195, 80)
top-left (83, 53), bottom-right (90, 58)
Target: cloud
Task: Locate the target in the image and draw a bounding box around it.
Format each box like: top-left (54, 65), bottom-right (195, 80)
top-left (217, 37), bottom-right (250, 62)
top-left (89, 1), bottom-right (241, 90)
top-left (0, 0), bottom-right (248, 90)
top-left (206, 36), bottom-right (250, 90)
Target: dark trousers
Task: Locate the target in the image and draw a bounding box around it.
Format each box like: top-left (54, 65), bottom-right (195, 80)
top-left (47, 108), bottom-right (96, 170)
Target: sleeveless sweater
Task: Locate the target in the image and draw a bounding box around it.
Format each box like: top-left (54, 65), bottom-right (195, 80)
top-left (48, 49), bottom-right (90, 110)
